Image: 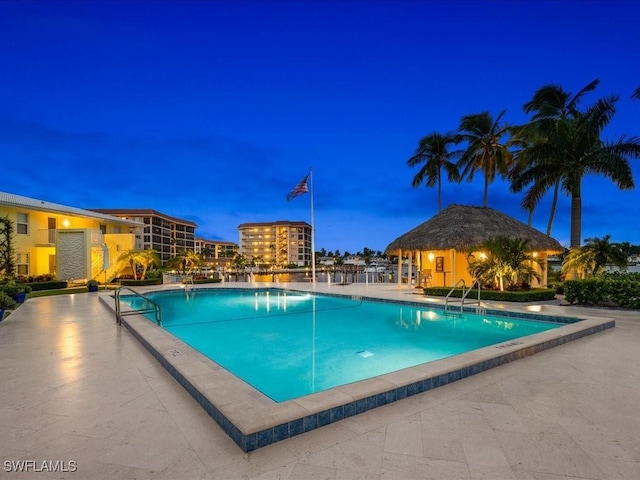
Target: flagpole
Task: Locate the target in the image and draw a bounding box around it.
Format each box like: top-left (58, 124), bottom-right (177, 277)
top-left (309, 167), bottom-right (316, 286)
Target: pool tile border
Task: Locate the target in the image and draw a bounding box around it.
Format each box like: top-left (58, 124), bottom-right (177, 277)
top-left (100, 288), bottom-right (614, 452)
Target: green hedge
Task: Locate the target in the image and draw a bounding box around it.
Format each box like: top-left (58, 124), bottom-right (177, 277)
top-left (192, 278), bottom-right (222, 284)
top-left (564, 275), bottom-right (640, 308)
top-left (120, 278), bottom-right (163, 286)
top-left (423, 287), bottom-right (557, 302)
top-left (26, 281), bottom-right (68, 291)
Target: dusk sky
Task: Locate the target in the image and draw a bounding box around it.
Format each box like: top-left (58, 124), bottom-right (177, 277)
top-left (1, 1), bottom-right (639, 253)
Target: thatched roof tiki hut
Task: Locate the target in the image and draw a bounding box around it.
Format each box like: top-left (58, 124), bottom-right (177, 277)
top-left (385, 205), bottom-right (564, 289)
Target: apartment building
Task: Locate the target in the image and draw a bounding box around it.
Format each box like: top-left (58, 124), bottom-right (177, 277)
top-left (238, 221), bottom-right (312, 267)
top-left (0, 191), bottom-right (142, 281)
top-left (194, 238), bottom-right (238, 267)
top-left (90, 209), bottom-right (197, 265)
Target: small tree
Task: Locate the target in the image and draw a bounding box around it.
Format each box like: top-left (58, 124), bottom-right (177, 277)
top-left (468, 237), bottom-right (542, 291)
top-left (562, 235), bottom-right (628, 278)
top-left (166, 249), bottom-right (200, 274)
top-left (231, 254), bottom-right (248, 280)
top-left (117, 249), bottom-right (142, 280)
top-left (138, 248), bottom-right (161, 280)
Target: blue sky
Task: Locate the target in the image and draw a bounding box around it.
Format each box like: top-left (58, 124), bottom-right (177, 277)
top-left (1, 0), bottom-right (639, 253)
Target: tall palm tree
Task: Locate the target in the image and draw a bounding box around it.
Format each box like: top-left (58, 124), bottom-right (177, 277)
top-left (510, 80), bottom-right (600, 235)
top-left (456, 111), bottom-right (512, 207)
top-left (562, 235), bottom-right (628, 277)
top-left (632, 87), bottom-right (640, 99)
top-left (407, 132), bottom-right (460, 211)
top-left (510, 95), bottom-right (640, 251)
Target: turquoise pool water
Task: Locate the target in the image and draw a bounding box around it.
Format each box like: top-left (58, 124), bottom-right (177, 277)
top-left (124, 289), bottom-right (561, 402)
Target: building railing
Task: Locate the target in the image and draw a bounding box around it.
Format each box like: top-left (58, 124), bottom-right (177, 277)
top-left (36, 229), bottom-right (56, 245)
top-left (36, 229), bottom-right (104, 246)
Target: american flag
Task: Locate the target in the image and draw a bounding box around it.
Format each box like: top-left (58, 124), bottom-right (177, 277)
top-left (286, 174), bottom-right (309, 201)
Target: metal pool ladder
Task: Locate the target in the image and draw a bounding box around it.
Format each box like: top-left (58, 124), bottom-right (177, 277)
top-left (115, 286), bottom-right (162, 326)
top-left (444, 279), bottom-right (481, 315)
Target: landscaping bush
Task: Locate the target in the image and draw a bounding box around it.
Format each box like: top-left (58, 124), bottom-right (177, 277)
top-left (26, 281), bottom-right (68, 291)
top-left (0, 292), bottom-right (18, 310)
top-left (564, 273), bottom-right (640, 308)
top-left (424, 287), bottom-right (557, 302)
top-left (18, 274), bottom-right (55, 283)
top-left (120, 278), bottom-right (163, 286)
top-left (192, 278), bottom-right (222, 284)
top-left (0, 280), bottom-right (31, 297)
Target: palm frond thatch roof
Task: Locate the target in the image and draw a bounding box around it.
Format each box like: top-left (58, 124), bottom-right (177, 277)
top-left (385, 204), bottom-right (564, 254)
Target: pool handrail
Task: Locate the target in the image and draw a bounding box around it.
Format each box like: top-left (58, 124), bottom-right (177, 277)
top-left (115, 286), bottom-right (162, 326)
top-left (444, 279), bottom-right (481, 314)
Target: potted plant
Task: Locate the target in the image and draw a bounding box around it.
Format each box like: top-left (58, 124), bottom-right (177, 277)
top-left (0, 292), bottom-right (18, 322)
top-left (1, 280), bottom-right (31, 304)
top-left (87, 279), bottom-right (100, 292)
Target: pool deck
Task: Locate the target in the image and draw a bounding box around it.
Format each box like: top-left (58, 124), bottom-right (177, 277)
top-left (1, 282), bottom-right (639, 479)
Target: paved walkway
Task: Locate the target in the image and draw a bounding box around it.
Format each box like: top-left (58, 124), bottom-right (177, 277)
top-left (0, 284), bottom-right (638, 479)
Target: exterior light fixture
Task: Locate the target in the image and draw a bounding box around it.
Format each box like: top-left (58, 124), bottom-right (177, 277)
top-left (62, 219), bottom-right (70, 228)
top-left (428, 253), bottom-right (435, 261)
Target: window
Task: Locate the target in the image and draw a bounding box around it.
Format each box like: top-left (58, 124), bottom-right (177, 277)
top-left (16, 212), bottom-right (28, 234)
top-left (99, 224), bottom-right (107, 234)
top-left (16, 253), bottom-right (29, 275)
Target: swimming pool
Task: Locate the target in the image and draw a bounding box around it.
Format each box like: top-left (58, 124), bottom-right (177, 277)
top-left (125, 289), bottom-right (562, 402)
top-left (109, 286), bottom-right (614, 451)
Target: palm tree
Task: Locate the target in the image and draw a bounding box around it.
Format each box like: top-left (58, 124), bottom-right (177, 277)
top-left (510, 80), bottom-right (600, 235)
top-left (510, 95), bottom-right (639, 252)
top-left (252, 255), bottom-right (264, 270)
top-left (201, 245), bottom-right (214, 262)
top-left (468, 236), bottom-right (541, 291)
top-left (632, 87), bottom-right (640, 99)
top-left (456, 111), bottom-right (513, 207)
top-left (116, 249), bottom-right (142, 280)
top-left (232, 253), bottom-right (248, 280)
top-left (137, 248), bottom-right (160, 280)
top-left (166, 249), bottom-right (200, 274)
top-left (562, 235), bottom-right (628, 277)
top-left (407, 132), bottom-right (460, 211)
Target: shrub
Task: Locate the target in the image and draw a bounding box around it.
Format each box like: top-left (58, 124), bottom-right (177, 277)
top-left (192, 278), bottom-right (222, 284)
top-left (120, 278), bottom-right (162, 286)
top-left (564, 274), bottom-right (640, 308)
top-left (423, 287), bottom-right (556, 302)
top-left (0, 292), bottom-right (18, 310)
top-left (18, 274), bottom-right (55, 283)
top-left (0, 280), bottom-right (31, 297)
top-left (26, 280), bottom-right (68, 291)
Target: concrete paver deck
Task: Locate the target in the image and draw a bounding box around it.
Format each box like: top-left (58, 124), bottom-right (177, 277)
top-left (0, 283), bottom-right (638, 479)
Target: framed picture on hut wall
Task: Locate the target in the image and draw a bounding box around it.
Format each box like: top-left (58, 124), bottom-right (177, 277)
top-left (435, 256), bottom-right (444, 272)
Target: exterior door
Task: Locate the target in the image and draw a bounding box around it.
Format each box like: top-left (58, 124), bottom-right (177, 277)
top-left (49, 254), bottom-right (56, 276)
top-left (48, 217), bottom-right (57, 244)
